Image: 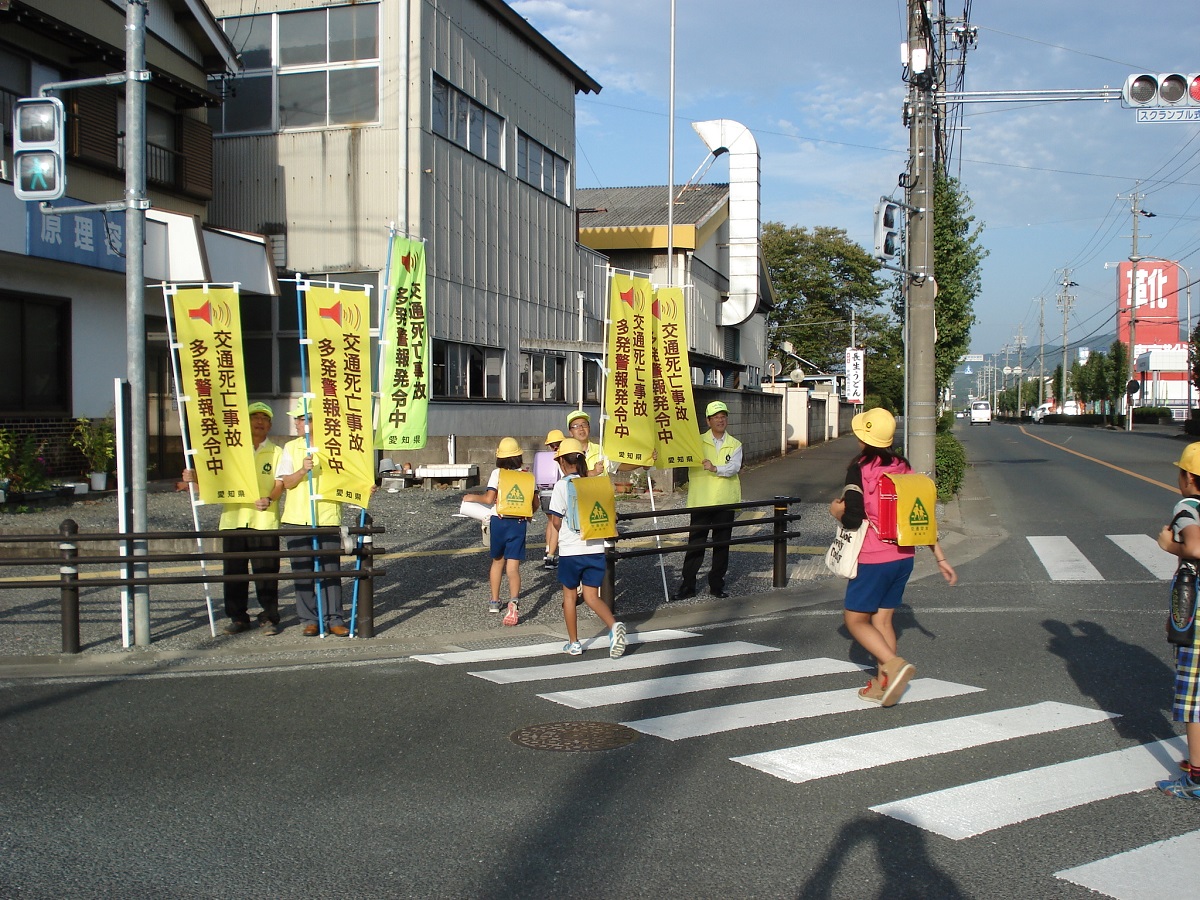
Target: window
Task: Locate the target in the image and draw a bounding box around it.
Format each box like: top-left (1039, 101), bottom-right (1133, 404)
top-left (433, 340), bottom-right (504, 399)
top-left (517, 131), bottom-right (569, 203)
top-left (431, 74), bottom-right (504, 168)
top-left (212, 4), bottom-right (380, 135)
top-left (0, 291), bottom-right (70, 414)
top-left (519, 352), bottom-right (565, 402)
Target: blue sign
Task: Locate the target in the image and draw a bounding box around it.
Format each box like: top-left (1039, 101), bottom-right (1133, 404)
top-left (25, 198), bottom-right (125, 273)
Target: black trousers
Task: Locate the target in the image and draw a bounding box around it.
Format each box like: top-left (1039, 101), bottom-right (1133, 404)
top-left (680, 508), bottom-right (735, 592)
top-left (222, 529), bottom-right (280, 624)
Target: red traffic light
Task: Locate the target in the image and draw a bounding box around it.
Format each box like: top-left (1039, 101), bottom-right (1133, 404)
top-left (1191, 75), bottom-right (1200, 105)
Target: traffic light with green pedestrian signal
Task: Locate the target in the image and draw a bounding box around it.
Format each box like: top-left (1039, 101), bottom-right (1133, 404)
top-left (12, 96), bottom-right (66, 202)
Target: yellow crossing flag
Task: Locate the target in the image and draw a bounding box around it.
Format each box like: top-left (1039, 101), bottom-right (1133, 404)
top-left (171, 287), bottom-right (257, 505)
top-left (649, 285), bottom-right (703, 466)
top-left (376, 235), bottom-right (430, 450)
top-left (602, 274), bottom-right (657, 466)
top-left (303, 284), bottom-right (374, 506)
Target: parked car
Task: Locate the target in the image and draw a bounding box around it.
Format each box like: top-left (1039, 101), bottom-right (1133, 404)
top-left (970, 400), bottom-right (992, 425)
top-left (1062, 401), bottom-right (1080, 415)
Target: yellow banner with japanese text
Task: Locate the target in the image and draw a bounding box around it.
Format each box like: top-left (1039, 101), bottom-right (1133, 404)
top-left (376, 236), bottom-right (430, 450)
top-left (602, 273), bottom-right (657, 466)
top-left (171, 287), bottom-right (258, 505)
top-left (648, 285), bottom-right (704, 466)
top-left (303, 284), bottom-right (374, 506)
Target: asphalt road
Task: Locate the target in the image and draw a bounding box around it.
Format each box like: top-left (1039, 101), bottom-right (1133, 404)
top-left (1, 420), bottom-right (1194, 899)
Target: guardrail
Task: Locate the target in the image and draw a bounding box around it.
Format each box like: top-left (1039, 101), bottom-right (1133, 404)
top-left (0, 518), bottom-right (385, 653)
top-left (602, 496), bottom-right (803, 612)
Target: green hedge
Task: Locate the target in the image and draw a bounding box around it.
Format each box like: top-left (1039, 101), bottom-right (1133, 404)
top-left (934, 431), bottom-right (966, 500)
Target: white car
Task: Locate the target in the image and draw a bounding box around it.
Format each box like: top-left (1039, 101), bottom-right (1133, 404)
top-left (1032, 402), bottom-right (1052, 423)
top-left (969, 400), bottom-right (992, 425)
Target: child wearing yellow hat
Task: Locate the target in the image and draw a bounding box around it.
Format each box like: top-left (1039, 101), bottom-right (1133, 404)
top-left (464, 437), bottom-right (539, 624)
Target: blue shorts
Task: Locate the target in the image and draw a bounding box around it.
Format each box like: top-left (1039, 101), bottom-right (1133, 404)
top-left (558, 553), bottom-right (605, 588)
top-left (489, 516), bottom-right (528, 561)
top-left (844, 556), bottom-right (914, 614)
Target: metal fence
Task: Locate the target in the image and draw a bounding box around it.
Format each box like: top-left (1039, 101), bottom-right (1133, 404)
top-left (0, 518), bottom-right (385, 652)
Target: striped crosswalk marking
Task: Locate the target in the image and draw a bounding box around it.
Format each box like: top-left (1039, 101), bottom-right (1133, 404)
top-left (538, 658), bottom-right (868, 709)
top-left (470, 641), bottom-right (780, 685)
top-left (732, 701), bottom-right (1115, 784)
top-left (411, 629), bottom-right (699, 665)
top-left (1108, 534), bottom-right (1177, 580)
top-left (1055, 829), bottom-right (1200, 898)
top-left (871, 735), bottom-right (1186, 839)
top-left (623, 678), bottom-right (984, 741)
top-left (1028, 535), bottom-right (1103, 580)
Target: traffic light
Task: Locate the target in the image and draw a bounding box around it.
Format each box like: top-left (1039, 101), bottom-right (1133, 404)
top-left (1122, 73), bottom-right (1200, 107)
top-left (12, 96), bottom-right (66, 201)
top-left (873, 199), bottom-right (901, 260)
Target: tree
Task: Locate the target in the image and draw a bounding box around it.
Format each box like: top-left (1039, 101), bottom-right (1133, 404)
top-left (761, 223), bottom-right (890, 375)
top-left (928, 171), bottom-right (985, 394)
top-left (1106, 340), bottom-right (1129, 422)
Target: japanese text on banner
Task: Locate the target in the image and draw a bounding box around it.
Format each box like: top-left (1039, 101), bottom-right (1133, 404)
top-left (602, 274), bottom-right (657, 465)
top-left (845, 348), bottom-right (865, 404)
top-left (303, 285), bottom-right (374, 505)
top-left (649, 285), bottom-right (703, 465)
top-left (376, 236), bottom-right (430, 449)
top-left (171, 287), bottom-right (258, 504)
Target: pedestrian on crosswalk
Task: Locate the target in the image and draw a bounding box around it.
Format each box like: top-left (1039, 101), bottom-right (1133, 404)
top-left (830, 408), bottom-right (957, 707)
top-left (1154, 442), bottom-right (1200, 799)
top-left (545, 438), bottom-right (627, 659)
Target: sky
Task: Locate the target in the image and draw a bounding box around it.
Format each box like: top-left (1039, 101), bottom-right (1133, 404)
top-left (511, 0), bottom-right (1200, 364)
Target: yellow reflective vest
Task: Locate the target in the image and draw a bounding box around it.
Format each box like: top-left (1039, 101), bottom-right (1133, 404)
top-left (686, 431), bottom-right (742, 508)
top-left (280, 438), bottom-right (342, 527)
top-left (218, 439), bottom-right (283, 531)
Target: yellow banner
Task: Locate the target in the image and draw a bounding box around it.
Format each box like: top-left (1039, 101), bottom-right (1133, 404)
top-left (496, 470), bottom-right (535, 518)
top-left (376, 236), bottom-right (430, 450)
top-left (171, 287), bottom-right (258, 505)
top-left (649, 286), bottom-right (704, 465)
top-left (303, 284), bottom-right (374, 506)
top-left (602, 274), bottom-right (657, 466)
top-left (573, 475), bottom-right (617, 540)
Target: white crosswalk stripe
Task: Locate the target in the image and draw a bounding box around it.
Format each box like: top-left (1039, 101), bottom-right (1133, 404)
top-left (870, 736), bottom-right (1186, 839)
top-left (1028, 535), bottom-right (1104, 580)
top-left (1107, 534), bottom-right (1177, 579)
top-left (1055, 828), bottom-right (1200, 898)
top-left (411, 628), bottom-right (700, 665)
top-left (470, 640), bottom-right (779, 684)
top-left (732, 701), bottom-right (1117, 784)
top-left (538, 658), bottom-right (867, 709)
top-left (623, 678), bottom-right (983, 741)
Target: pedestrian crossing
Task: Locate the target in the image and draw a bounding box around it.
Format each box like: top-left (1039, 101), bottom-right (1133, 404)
top-left (1029, 533), bottom-right (1175, 581)
top-left (413, 627), bottom-right (1191, 897)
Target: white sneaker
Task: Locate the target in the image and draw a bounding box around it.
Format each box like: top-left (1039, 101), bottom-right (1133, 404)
top-left (563, 641), bottom-right (583, 656)
top-left (609, 622), bottom-right (627, 659)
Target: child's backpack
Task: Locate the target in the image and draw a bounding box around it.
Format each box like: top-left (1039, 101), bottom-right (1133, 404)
top-left (876, 473), bottom-right (938, 546)
top-left (563, 474), bottom-right (617, 540)
top-left (496, 469), bottom-right (535, 518)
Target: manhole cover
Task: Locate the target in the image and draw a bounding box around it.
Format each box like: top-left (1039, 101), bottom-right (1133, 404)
top-left (509, 721), bottom-right (639, 752)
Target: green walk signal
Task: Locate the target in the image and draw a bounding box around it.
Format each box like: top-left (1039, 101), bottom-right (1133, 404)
top-left (12, 96), bottom-right (66, 201)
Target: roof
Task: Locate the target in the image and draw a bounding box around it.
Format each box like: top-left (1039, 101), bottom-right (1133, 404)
top-left (485, 0), bottom-right (601, 95)
top-left (576, 184), bottom-right (729, 228)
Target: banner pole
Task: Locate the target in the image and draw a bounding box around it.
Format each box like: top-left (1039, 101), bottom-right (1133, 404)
top-left (295, 282), bottom-right (326, 637)
top-left (163, 284), bottom-right (217, 637)
top-left (645, 469), bottom-right (672, 602)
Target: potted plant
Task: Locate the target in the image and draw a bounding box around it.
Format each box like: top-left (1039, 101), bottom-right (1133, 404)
top-left (70, 417), bottom-right (115, 491)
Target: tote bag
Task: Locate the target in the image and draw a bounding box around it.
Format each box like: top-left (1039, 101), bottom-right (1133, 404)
top-left (825, 520), bottom-right (868, 579)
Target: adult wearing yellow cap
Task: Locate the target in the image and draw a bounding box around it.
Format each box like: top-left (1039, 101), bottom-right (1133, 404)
top-left (1154, 441), bottom-right (1200, 799)
top-left (676, 400), bottom-right (743, 600)
top-left (276, 402), bottom-right (348, 637)
top-left (829, 407), bottom-right (956, 708)
top-left (181, 401), bottom-right (285, 635)
top-left (566, 410), bottom-right (607, 476)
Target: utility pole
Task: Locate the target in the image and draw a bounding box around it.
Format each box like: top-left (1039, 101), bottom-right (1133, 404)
top-left (1013, 325), bottom-right (1027, 412)
top-left (905, 0), bottom-right (937, 475)
top-left (1057, 270), bottom-right (1076, 411)
top-left (1038, 297), bottom-right (1046, 407)
top-left (1122, 187), bottom-right (1153, 432)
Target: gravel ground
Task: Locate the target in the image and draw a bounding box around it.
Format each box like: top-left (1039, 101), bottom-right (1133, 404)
top-left (0, 481), bottom-right (833, 660)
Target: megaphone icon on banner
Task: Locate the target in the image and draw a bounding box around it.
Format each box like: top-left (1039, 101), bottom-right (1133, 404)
top-left (188, 301), bottom-right (212, 325)
top-left (319, 302), bottom-right (342, 326)
top-left (400, 253), bottom-right (413, 272)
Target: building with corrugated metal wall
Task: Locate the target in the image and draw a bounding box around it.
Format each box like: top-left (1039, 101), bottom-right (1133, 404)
top-left (202, 0), bottom-right (609, 466)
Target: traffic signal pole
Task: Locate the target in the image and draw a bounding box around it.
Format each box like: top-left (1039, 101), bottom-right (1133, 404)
top-left (906, 0), bottom-right (937, 476)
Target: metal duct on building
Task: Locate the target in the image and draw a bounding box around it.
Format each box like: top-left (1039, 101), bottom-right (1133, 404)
top-left (692, 119), bottom-right (760, 326)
